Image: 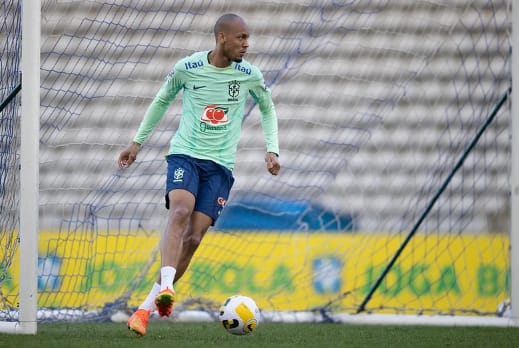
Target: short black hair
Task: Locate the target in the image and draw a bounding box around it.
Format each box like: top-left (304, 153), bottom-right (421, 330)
top-left (213, 13), bottom-right (243, 37)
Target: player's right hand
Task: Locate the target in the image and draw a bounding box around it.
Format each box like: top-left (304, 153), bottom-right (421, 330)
top-left (265, 152), bottom-right (280, 176)
top-left (118, 142), bottom-right (141, 169)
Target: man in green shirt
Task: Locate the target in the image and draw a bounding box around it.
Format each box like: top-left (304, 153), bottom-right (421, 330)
top-left (118, 13), bottom-right (280, 336)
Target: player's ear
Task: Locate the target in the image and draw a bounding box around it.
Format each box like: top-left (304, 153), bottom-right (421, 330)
top-left (217, 31), bottom-right (225, 44)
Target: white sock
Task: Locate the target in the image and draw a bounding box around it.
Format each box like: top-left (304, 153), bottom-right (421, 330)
top-left (138, 283), bottom-right (160, 311)
top-left (160, 266), bottom-right (176, 291)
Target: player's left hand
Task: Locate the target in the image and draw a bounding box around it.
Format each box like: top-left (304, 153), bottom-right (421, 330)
top-left (265, 152), bottom-right (280, 176)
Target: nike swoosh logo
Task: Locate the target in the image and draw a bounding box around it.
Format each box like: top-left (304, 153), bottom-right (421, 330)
top-left (193, 85), bottom-right (206, 90)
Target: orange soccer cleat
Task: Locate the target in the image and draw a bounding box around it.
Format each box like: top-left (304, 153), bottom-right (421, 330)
top-left (127, 308), bottom-right (151, 336)
top-left (154, 288), bottom-right (176, 317)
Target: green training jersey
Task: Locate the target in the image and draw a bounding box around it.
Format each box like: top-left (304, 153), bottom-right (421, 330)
top-left (133, 50), bottom-right (279, 170)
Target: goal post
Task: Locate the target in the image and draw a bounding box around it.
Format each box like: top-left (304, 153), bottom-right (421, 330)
top-left (0, 0), bottom-right (39, 335)
top-left (511, 0), bottom-right (519, 324)
top-left (18, 0), bottom-right (40, 334)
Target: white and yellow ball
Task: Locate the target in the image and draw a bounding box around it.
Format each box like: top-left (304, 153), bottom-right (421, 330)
top-left (219, 295), bottom-right (260, 335)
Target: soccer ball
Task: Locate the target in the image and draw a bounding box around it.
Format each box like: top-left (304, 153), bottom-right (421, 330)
top-left (219, 295), bottom-right (260, 335)
top-left (496, 299), bottom-right (511, 318)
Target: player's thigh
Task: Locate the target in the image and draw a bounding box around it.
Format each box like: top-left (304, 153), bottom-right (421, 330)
top-left (194, 163), bottom-right (234, 223)
top-left (165, 154), bottom-right (199, 209)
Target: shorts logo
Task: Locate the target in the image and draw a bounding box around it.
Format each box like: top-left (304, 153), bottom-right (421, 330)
top-left (217, 197), bottom-right (227, 207)
top-left (216, 197), bottom-right (227, 216)
top-left (201, 104), bottom-right (229, 125)
top-left (173, 167), bottom-right (184, 182)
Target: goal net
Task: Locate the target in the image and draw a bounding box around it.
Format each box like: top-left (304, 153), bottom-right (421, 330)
top-left (0, 0), bottom-right (513, 324)
top-left (0, 0), bottom-right (22, 324)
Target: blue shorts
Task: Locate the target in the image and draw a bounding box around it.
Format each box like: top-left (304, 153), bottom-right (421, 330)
top-left (165, 154), bottom-right (234, 223)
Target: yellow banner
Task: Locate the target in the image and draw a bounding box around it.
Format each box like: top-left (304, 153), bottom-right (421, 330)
top-left (1, 231), bottom-right (509, 314)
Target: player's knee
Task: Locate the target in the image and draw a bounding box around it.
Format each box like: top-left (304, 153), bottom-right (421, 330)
top-left (169, 205), bottom-right (192, 223)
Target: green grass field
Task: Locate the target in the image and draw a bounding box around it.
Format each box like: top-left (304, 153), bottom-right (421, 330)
top-left (1, 321), bottom-right (519, 348)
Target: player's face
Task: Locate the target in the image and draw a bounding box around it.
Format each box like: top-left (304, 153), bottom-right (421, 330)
top-left (223, 20), bottom-right (249, 63)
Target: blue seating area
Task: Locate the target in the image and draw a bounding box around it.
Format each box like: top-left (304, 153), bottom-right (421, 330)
top-left (216, 196), bottom-right (357, 231)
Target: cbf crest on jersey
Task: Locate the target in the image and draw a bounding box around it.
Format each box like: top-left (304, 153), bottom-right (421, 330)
top-left (228, 80), bottom-right (240, 102)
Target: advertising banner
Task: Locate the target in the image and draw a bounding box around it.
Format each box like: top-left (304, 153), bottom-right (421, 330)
top-left (1, 231), bottom-right (509, 314)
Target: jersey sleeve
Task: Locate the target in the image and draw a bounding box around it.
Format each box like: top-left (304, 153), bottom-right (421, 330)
top-left (249, 69), bottom-right (280, 156)
top-left (133, 65), bottom-right (185, 145)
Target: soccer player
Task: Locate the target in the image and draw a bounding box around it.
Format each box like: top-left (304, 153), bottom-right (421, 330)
top-left (118, 13), bottom-right (280, 336)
